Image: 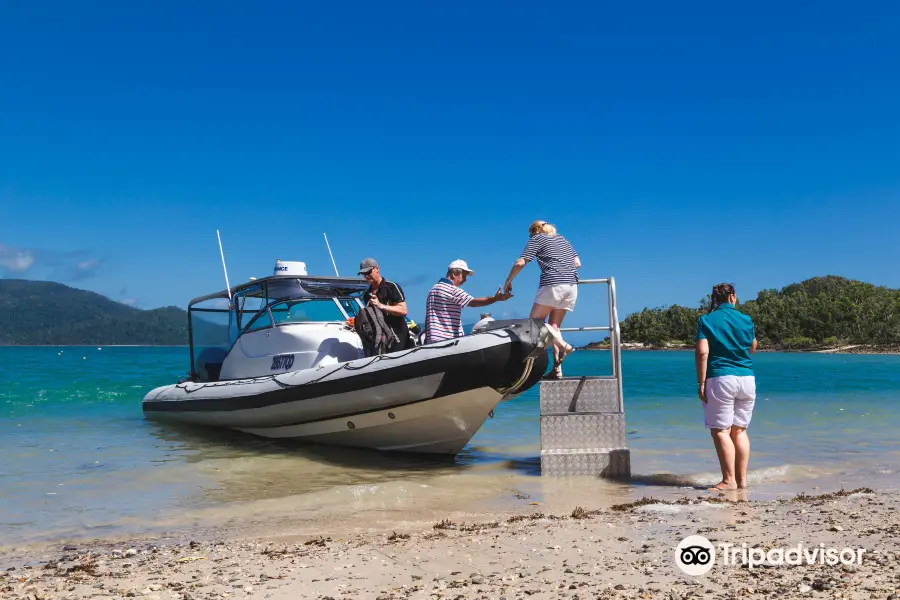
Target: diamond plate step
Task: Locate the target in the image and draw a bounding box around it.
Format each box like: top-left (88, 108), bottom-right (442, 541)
top-left (539, 378), bottom-right (620, 414)
top-left (539, 378), bottom-right (630, 479)
top-left (540, 413), bottom-right (626, 450)
top-left (540, 448), bottom-right (631, 478)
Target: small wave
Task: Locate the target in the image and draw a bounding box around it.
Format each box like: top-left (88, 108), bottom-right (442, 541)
top-left (630, 464), bottom-right (803, 489)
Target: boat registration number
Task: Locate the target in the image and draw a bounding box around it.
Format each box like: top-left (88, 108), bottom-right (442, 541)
top-left (270, 354), bottom-right (295, 371)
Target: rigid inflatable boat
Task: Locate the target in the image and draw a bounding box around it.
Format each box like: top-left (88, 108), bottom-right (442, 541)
top-left (142, 259), bottom-right (553, 454)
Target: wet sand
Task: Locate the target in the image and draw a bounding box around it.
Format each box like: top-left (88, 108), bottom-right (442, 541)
top-left (2, 487), bottom-right (898, 600)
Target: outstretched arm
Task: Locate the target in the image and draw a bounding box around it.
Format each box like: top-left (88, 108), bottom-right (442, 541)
top-left (504, 258), bottom-right (527, 294)
top-left (469, 287), bottom-right (512, 308)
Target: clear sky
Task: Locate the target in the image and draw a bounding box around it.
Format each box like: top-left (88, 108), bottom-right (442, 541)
top-left (2, 1), bottom-right (899, 343)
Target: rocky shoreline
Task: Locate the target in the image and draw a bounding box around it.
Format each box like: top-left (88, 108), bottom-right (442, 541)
top-left (2, 487), bottom-right (897, 600)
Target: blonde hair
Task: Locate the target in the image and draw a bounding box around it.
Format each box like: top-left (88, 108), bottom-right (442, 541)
top-left (528, 220), bottom-right (557, 236)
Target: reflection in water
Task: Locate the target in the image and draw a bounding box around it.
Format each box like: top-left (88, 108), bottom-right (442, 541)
top-left (146, 421), bottom-right (461, 498)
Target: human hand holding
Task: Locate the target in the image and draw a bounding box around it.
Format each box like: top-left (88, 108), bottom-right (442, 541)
top-left (494, 286), bottom-right (512, 302)
top-left (503, 280), bottom-right (513, 295)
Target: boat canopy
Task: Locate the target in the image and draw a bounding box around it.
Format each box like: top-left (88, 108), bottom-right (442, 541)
top-left (187, 275), bottom-right (370, 308)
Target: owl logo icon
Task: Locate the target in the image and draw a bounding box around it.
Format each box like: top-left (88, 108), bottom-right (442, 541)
top-left (675, 535), bottom-right (716, 576)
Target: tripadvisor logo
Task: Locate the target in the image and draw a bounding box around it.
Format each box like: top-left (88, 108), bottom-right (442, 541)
top-left (675, 535), bottom-right (867, 575)
top-left (675, 535), bottom-right (716, 576)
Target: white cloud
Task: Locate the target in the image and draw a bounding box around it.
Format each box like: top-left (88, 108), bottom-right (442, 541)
top-left (0, 242), bottom-right (104, 281)
top-left (0, 244), bottom-right (36, 273)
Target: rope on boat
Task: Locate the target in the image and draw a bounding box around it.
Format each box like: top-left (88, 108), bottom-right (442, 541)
top-left (299, 329), bottom-right (524, 386)
top-left (175, 330), bottom-right (518, 393)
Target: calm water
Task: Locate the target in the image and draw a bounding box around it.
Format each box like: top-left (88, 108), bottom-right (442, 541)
top-left (1, 346), bottom-right (899, 546)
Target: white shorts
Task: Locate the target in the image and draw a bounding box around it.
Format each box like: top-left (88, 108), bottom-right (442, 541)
top-left (534, 284), bottom-right (578, 311)
top-left (703, 375), bottom-right (756, 430)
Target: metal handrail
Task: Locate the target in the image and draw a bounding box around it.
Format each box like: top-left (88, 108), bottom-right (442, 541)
top-left (557, 277), bottom-right (623, 412)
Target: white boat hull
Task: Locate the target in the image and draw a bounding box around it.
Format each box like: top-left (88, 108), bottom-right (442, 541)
top-left (143, 318), bottom-right (552, 455)
top-left (236, 387), bottom-right (504, 454)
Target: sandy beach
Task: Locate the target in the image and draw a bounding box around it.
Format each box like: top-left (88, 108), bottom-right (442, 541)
top-left (2, 487), bottom-right (897, 600)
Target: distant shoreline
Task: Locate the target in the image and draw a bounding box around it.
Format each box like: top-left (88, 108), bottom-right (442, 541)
top-left (580, 342), bottom-right (900, 355)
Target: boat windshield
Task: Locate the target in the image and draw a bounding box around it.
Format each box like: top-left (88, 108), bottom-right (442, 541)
top-left (338, 298), bottom-right (362, 318)
top-left (242, 298), bottom-right (354, 333)
top-left (234, 285), bottom-right (265, 330)
top-left (188, 298), bottom-right (234, 382)
top-left (271, 299), bottom-right (348, 324)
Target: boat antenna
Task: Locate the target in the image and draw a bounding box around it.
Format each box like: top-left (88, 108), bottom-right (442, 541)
top-left (323, 232), bottom-right (340, 276)
top-left (216, 229), bottom-right (233, 303)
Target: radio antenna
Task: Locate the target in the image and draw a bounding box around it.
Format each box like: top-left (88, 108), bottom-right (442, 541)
top-left (216, 229), bottom-right (233, 302)
top-left (323, 232), bottom-right (340, 276)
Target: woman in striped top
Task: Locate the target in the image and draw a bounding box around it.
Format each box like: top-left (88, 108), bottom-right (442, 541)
top-left (504, 220), bottom-right (580, 378)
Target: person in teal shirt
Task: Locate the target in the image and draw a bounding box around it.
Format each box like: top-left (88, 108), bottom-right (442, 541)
top-left (695, 283), bottom-right (758, 493)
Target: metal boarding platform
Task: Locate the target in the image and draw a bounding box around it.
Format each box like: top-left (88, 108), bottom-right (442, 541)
top-left (539, 277), bottom-right (631, 478)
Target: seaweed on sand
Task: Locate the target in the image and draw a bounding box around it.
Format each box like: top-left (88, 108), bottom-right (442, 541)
top-left (789, 487), bottom-right (875, 504)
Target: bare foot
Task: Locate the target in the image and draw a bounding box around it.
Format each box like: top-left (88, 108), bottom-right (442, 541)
top-left (708, 481), bottom-right (737, 492)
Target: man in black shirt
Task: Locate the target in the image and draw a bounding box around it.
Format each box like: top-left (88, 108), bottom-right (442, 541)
top-left (358, 258), bottom-right (412, 349)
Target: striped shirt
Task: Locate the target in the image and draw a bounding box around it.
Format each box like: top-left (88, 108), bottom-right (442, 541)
top-left (424, 278), bottom-right (474, 343)
top-left (520, 234), bottom-right (579, 287)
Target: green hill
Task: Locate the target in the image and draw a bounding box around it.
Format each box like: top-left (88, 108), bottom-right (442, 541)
top-left (0, 279), bottom-right (189, 345)
top-left (616, 276), bottom-right (900, 350)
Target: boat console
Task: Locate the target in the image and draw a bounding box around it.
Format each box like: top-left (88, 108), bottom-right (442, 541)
top-left (187, 259), bottom-right (370, 382)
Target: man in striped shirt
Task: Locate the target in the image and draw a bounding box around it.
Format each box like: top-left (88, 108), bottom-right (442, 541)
top-left (424, 259), bottom-right (512, 344)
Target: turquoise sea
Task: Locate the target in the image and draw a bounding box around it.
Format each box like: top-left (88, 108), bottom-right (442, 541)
top-left (1, 346), bottom-right (899, 547)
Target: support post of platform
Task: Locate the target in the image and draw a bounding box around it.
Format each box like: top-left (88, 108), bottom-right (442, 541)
top-left (538, 276), bottom-right (631, 478)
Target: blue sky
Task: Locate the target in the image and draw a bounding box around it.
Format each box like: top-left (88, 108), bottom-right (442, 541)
top-left (2, 1), bottom-right (899, 343)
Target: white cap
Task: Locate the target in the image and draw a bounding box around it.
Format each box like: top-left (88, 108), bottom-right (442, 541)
top-left (448, 259), bottom-right (474, 274)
